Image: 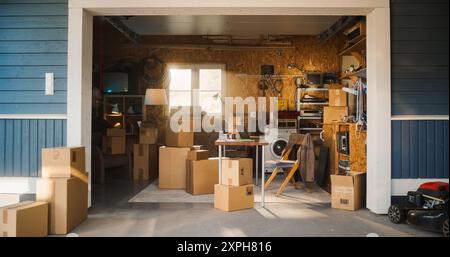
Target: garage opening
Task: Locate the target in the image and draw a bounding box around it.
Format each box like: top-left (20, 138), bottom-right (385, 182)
top-left (89, 15), bottom-right (369, 210)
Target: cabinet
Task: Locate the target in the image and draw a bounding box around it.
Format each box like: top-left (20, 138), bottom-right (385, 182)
top-left (322, 122), bottom-right (366, 175)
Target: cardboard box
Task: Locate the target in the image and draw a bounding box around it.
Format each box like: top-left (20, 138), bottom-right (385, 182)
top-left (159, 146), bottom-right (190, 189)
top-left (102, 136), bottom-right (126, 155)
top-left (0, 201), bottom-right (48, 237)
top-left (214, 184), bottom-right (254, 212)
top-left (107, 128), bottom-right (126, 137)
top-left (323, 106), bottom-right (348, 123)
top-left (133, 144), bottom-right (158, 181)
top-left (165, 129), bottom-right (194, 147)
top-left (190, 145), bottom-right (202, 150)
top-left (139, 122), bottom-right (158, 144)
top-left (328, 87), bottom-right (347, 107)
top-left (330, 172), bottom-right (366, 211)
top-left (41, 147), bottom-right (87, 183)
top-left (187, 150), bottom-right (209, 161)
top-left (221, 158), bottom-right (253, 186)
top-left (186, 158), bottom-right (219, 195)
top-left (36, 177), bottom-right (88, 235)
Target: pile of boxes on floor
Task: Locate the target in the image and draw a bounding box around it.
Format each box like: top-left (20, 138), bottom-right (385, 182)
top-left (134, 122), bottom-right (158, 181)
top-left (103, 128), bottom-right (126, 154)
top-left (159, 125), bottom-right (254, 211)
top-left (325, 84), bottom-right (366, 211)
top-left (0, 147), bottom-right (88, 237)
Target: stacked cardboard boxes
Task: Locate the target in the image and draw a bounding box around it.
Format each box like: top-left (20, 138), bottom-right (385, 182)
top-left (102, 128), bottom-right (126, 155)
top-left (36, 147), bottom-right (88, 235)
top-left (214, 158), bottom-right (254, 212)
top-left (324, 85), bottom-right (349, 123)
top-left (133, 122), bottom-right (159, 181)
top-left (186, 147), bottom-right (219, 195)
top-left (133, 144), bottom-right (158, 181)
top-left (158, 125), bottom-right (194, 189)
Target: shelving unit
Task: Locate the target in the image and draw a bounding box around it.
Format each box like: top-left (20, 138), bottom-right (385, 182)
top-left (103, 94), bottom-right (144, 136)
top-left (340, 68), bottom-right (367, 80)
top-left (296, 87), bottom-right (328, 133)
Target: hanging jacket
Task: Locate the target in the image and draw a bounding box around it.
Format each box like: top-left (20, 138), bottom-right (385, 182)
top-left (283, 133), bottom-right (315, 184)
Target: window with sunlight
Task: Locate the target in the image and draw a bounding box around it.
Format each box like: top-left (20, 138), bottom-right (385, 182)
top-left (168, 65), bottom-right (224, 114)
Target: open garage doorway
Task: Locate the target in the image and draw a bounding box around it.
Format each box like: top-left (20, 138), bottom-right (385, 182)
top-left (67, 0), bottom-right (391, 214)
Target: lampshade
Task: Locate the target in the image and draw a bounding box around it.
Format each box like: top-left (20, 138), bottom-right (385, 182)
top-left (144, 88), bottom-right (168, 105)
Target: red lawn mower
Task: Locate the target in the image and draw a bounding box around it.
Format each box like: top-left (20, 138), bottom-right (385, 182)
top-left (388, 182), bottom-right (449, 237)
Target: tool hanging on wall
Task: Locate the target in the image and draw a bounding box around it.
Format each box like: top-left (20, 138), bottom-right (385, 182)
top-left (258, 74), bottom-right (283, 96)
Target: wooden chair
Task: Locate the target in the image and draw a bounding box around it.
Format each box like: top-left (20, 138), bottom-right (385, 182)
top-left (264, 136), bottom-right (304, 196)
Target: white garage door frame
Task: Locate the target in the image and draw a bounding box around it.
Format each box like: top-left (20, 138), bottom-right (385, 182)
top-left (67, 0), bottom-right (392, 214)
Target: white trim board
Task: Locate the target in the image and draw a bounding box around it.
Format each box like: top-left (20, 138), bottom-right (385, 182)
top-left (0, 177), bottom-right (37, 194)
top-left (392, 178), bottom-right (450, 196)
top-left (0, 114), bottom-right (67, 120)
top-left (391, 115), bottom-right (449, 121)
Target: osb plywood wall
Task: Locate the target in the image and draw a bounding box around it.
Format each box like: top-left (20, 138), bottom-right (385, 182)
top-left (95, 20), bottom-right (345, 155)
top-left (100, 30), bottom-right (345, 112)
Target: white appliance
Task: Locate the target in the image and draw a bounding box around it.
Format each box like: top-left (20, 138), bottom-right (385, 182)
top-left (264, 119), bottom-right (297, 173)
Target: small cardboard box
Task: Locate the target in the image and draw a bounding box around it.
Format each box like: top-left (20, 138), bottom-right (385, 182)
top-left (221, 158), bottom-right (253, 186)
top-left (323, 106), bottom-right (348, 123)
top-left (328, 86), bottom-right (347, 107)
top-left (186, 158), bottom-right (219, 195)
top-left (190, 145), bottom-right (202, 150)
top-left (159, 146), bottom-right (190, 189)
top-left (214, 184), bottom-right (254, 212)
top-left (41, 147), bottom-right (87, 183)
top-left (187, 150), bottom-right (209, 161)
top-left (107, 128), bottom-right (126, 137)
top-left (102, 136), bottom-right (126, 155)
top-left (0, 201), bottom-right (48, 237)
top-left (36, 177), bottom-right (88, 235)
top-left (133, 144), bottom-right (158, 181)
top-left (165, 129), bottom-right (194, 147)
top-left (139, 123), bottom-right (158, 144)
top-left (331, 172), bottom-right (366, 211)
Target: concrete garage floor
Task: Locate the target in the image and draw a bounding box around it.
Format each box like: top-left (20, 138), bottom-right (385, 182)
top-left (71, 179), bottom-right (439, 237)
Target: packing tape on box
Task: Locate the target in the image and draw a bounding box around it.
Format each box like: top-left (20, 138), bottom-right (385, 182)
top-left (246, 186), bottom-right (253, 196)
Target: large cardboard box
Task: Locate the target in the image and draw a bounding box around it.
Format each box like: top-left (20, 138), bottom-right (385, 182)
top-left (133, 144), bottom-right (158, 181)
top-left (214, 184), bottom-right (254, 212)
top-left (41, 147), bottom-right (87, 183)
top-left (159, 146), bottom-right (190, 189)
top-left (165, 130), bottom-right (194, 147)
top-left (36, 177), bottom-right (88, 235)
top-left (221, 158), bottom-right (253, 186)
top-left (186, 158), bottom-right (219, 195)
top-left (0, 201), bottom-right (48, 237)
top-left (323, 106), bottom-right (348, 124)
top-left (187, 149), bottom-right (209, 161)
top-left (328, 86), bottom-right (347, 107)
top-left (102, 136), bottom-right (126, 155)
top-left (330, 172), bottom-right (366, 211)
top-left (139, 122), bottom-right (158, 144)
top-left (107, 128), bottom-right (126, 137)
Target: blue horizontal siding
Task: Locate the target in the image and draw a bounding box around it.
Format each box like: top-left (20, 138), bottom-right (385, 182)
top-left (391, 0), bottom-right (449, 116)
top-left (0, 0), bottom-right (68, 115)
top-left (0, 16), bottom-right (68, 29)
top-left (0, 3), bottom-right (68, 16)
top-left (0, 104), bottom-right (67, 114)
top-left (392, 120), bottom-right (449, 179)
top-left (0, 119), bottom-right (66, 177)
top-left (0, 41), bottom-right (67, 53)
top-left (0, 78), bottom-right (67, 91)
